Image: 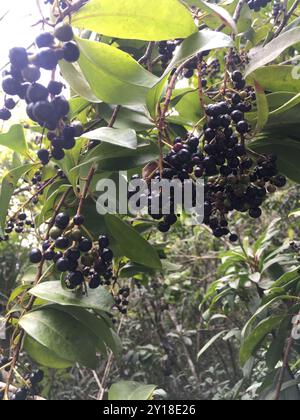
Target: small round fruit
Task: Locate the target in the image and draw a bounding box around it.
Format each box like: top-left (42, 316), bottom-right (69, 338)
top-left (249, 207), bottom-right (262, 219)
top-left (55, 213), bottom-right (70, 230)
top-left (50, 226), bottom-right (63, 240)
top-left (4, 98), bottom-right (16, 110)
top-left (52, 147), bottom-right (65, 161)
top-left (274, 175), bottom-right (287, 188)
top-left (29, 248), bottom-right (43, 264)
top-left (73, 215), bottom-right (85, 226)
top-left (101, 248), bottom-right (114, 262)
top-left (72, 121), bottom-right (84, 137)
top-left (79, 238), bottom-right (93, 253)
top-left (0, 108), bottom-right (11, 121)
top-left (54, 23), bottom-right (74, 42)
top-left (33, 101), bottom-right (53, 123)
top-left (35, 32), bottom-right (54, 48)
top-left (52, 95), bottom-right (70, 118)
top-left (236, 120), bottom-right (249, 134)
top-left (63, 42), bottom-right (80, 62)
top-left (2, 76), bottom-right (20, 95)
top-left (22, 65), bottom-right (41, 83)
top-left (98, 235), bottom-right (109, 248)
top-left (56, 257), bottom-right (70, 272)
top-left (37, 149), bottom-right (50, 165)
top-left (68, 271), bottom-right (84, 287)
top-left (55, 236), bottom-right (70, 249)
top-left (229, 234), bottom-right (239, 243)
top-left (27, 83), bottom-right (49, 103)
top-left (35, 48), bottom-right (58, 70)
top-left (44, 249), bottom-right (55, 261)
top-left (89, 274), bottom-right (101, 290)
top-left (47, 80), bottom-right (63, 96)
top-left (29, 370), bottom-right (44, 385)
top-left (9, 47), bottom-right (28, 70)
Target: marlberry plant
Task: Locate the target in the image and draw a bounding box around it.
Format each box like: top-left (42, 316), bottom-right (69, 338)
top-left (1, 0), bottom-right (300, 401)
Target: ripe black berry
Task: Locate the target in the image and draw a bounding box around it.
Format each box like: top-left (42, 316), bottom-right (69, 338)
top-left (22, 65), bottom-right (41, 83)
top-left (37, 149), bottom-right (50, 165)
top-left (67, 271), bottom-right (84, 287)
top-left (236, 120), bottom-right (249, 134)
top-left (89, 275), bottom-right (101, 290)
top-left (12, 388), bottom-right (28, 401)
top-left (9, 47), bottom-right (28, 70)
top-left (54, 23), bottom-right (74, 42)
top-left (63, 42), bottom-right (80, 63)
top-left (35, 32), bottom-right (55, 48)
top-left (2, 76), bottom-right (20, 95)
top-left (56, 257), bottom-right (70, 272)
top-left (4, 98), bottom-right (16, 110)
top-left (35, 48), bottom-right (58, 70)
top-left (55, 236), bottom-right (70, 249)
top-left (47, 80), bottom-right (63, 96)
top-left (55, 213), bottom-right (70, 230)
top-left (274, 175), bottom-right (287, 188)
top-left (0, 108), bottom-right (11, 121)
top-left (73, 215), bottom-right (85, 226)
top-left (101, 248), bottom-right (114, 262)
top-left (249, 207), bottom-right (262, 219)
top-left (79, 238), bottom-right (93, 253)
top-left (52, 147), bottom-right (65, 161)
top-left (27, 83), bottom-right (49, 102)
top-left (98, 235), bottom-right (109, 248)
top-left (29, 248), bottom-right (43, 264)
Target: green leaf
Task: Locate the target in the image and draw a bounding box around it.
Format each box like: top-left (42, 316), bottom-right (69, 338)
top-left (245, 28), bottom-right (300, 77)
top-left (247, 66), bottom-right (300, 93)
top-left (146, 74), bottom-right (168, 119)
top-left (59, 60), bottom-right (101, 103)
top-left (76, 37), bottom-right (158, 106)
top-left (240, 315), bottom-right (284, 366)
top-left (98, 104), bottom-right (155, 131)
top-left (72, 0), bottom-right (197, 41)
top-left (0, 163), bottom-right (33, 237)
top-left (24, 335), bottom-right (73, 369)
top-left (198, 1), bottom-right (237, 34)
top-left (19, 308), bottom-right (98, 368)
top-left (56, 306), bottom-right (122, 358)
top-left (29, 281), bottom-right (114, 312)
top-left (108, 381), bottom-right (157, 401)
top-left (197, 330), bottom-right (229, 360)
top-left (105, 215), bottom-right (162, 270)
top-left (250, 136), bottom-right (300, 183)
top-left (84, 127), bottom-right (138, 149)
top-left (254, 80), bottom-right (269, 132)
top-left (269, 91), bottom-right (300, 117)
top-left (0, 125), bottom-right (28, 155)
top-left (166, 30), bottom-right (233, 72)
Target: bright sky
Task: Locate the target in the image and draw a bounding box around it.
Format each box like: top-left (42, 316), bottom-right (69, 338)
top-left (0, 0), bottom-right (43, 68)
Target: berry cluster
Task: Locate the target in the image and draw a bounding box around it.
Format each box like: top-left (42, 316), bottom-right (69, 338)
top-left (114, 287), bottom-right (130, 315)
top-left (0, 357), bottom-right (44, 401)
top-left (29, 213), bottom-right (114, 290)
top-left (247, 0), bottom-right (272, 12)
top-left (5, 213), bottom-right (35, 236)
top-left (1, 23), bottom-right (81, 164)
top-left (137, 70), bottom-right (287, 238)
top-left (158, 41), bottom-right (178, 69)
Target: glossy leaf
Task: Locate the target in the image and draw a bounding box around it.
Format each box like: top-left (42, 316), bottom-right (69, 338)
top-left (72, 0), bottom-right (197, 41)
top-left (77, 37), bottom-right (158, 106)
top-left (240, 315), bottom-right (284, 366)
top-left (254, 80), bottom-right (269, 132)
top-left (29, 281), bottom-right (114, 312)
top-left (245, 28), bottom-right (300, 77)
top-left (24, 335), bottom-right (73, 369)
top-left (83, 127), bottom-right (138, 149)
top-left (59, 60), bottom-right (101, 103)
top-left (0, 125), bottom-right (28, 155)
top-left (19, 308), bottom-right (98, 368)
top-left (105, 215), bottom-right (162, 270)
top-left (166, 30), bottom-right (233, 72)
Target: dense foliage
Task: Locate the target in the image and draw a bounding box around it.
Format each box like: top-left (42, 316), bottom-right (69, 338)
top-left (1, 0), bottom-right (300, 401)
